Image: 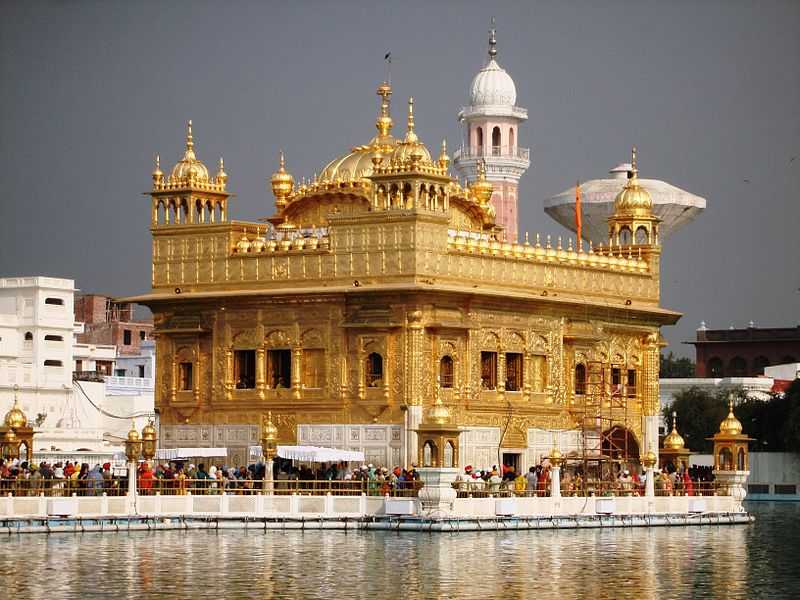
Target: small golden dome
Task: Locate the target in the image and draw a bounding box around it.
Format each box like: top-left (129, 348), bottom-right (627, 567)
top-left (169, 120), bottom-right (210, 183)
top-left (271, 150), bottom-right (294, 204)
top-left (428, 396), bottom-right (451, 425)
top-left (548, 447), bottom-right (563, 466)
top-left (469, 159), bottom-right (494, 204)
top-left (152, 154), bottom-right (163, 184)
top-left (662, 411), bottom-right (686, 450)
top-left (389, 97), bottom-right (432, 166)
top-left (613, 147), bottom-right (652, 214)
top-left (719, 398), bottom-right (743, 436)
top-left (642, 450), bottom-right (658, 468)
top-left (215, 157), bottom-right (228, 186)
top-left (438, 139), bottom-right (450, 170)
top-left (4, 397), bottom-right (27, 429)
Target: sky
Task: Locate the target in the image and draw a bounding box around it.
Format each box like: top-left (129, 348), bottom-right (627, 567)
top-left (1, 0), bottom-right (798, 357)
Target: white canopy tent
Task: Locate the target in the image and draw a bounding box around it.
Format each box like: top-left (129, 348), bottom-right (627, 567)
top-left (155, 448), bottom-right (229, 460)
top-left (247, 445), bottom-right (365, 463)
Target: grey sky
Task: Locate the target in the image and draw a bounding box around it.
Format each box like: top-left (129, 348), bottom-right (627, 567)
top-left (1, 0), bottom-right (798, 357)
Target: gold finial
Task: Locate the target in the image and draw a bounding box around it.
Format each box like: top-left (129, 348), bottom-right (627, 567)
top-left (186, 120), bottom-right (194, 151)
top-left (438, 138), bottom-right (449, 170)
top-left (488, 17), bottom-right (497, 60)
top-left (152, 154), bottom-right (163, 184)
top-left (404, 97), bottom-right (418, 143)
top-left (376, 81), bottom-right (393, 138)
top-left (524, 231), bottom-right (529, 245)
top-left (271, 149), bottom-right (294, 207)
top-left (630, 146), bottom-right (638, 178)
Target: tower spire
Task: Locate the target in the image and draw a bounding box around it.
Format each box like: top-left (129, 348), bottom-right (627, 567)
top-left (405, 97), bottom-right (418, 143)
top-left (186, 120), bottom-right (194, 151)
top-left (375, 81), bottom-right (393, 140)
top-left (488, 17), bottom-right (497, 60)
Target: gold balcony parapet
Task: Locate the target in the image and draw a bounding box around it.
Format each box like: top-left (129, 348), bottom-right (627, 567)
top-left (448, 231), bottom-right (649, 275)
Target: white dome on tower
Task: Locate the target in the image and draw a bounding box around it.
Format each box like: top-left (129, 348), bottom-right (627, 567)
top-left (469, 59), bottom-right (517, 107)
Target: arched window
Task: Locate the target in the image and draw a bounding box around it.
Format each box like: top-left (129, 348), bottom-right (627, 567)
top-left (737, 447), bottom-right (745, 470)
top-left (753, 355), bottom-right (770, 374)
top-left (365, 352), bottom-right (383, 388)
top-left (476, 127), bottom-right (483, 153)
top-left (491, 126), bottom-right (501, 155)
top-left (707, 357), bottom-right (723, 377)
top-left (619, 227), bottom-right (632, 245)
top-left (635, 226), bottom-right (649, 244)
top-left (729, 356), bottom-right (747, 377)
top-left (439, 356), bottom-right (454, 388)
top-left (24, 332), bottom-right (33, 341)
top-left (508, 127), bottom-right (515, 152)
top-left (443, 441), bottom-right (455, 468)
top-left (574, 364), bottom-right (586, 395)
top-left (719, 447), bottom-right (733, 471)
top-left (423, 440), bottom-right (436, 467)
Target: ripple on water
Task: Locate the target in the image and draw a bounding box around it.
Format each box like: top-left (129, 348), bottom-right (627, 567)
top-left (0, 503), bottom-right (798, 600)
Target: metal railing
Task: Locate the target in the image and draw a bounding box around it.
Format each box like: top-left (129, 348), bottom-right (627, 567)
top-left (0, 478), bottom-right (423, 498)
top-left (454, 145), bottom-right (530, 161)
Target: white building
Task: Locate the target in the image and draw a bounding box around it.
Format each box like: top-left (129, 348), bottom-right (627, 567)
top-left (0, 276), bottom-right (154, 464)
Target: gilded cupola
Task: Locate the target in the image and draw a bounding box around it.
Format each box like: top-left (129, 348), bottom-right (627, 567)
top-left (613, 147), bottom-right (653, 215)
top-left (468, 159), bottom-right (494, 205)
top-left (169, 120), bottom-right (210, 183)
top-left (4, 396), bottom-right (28, 429)
top-left (662, 411), bottom-right (686, 450)
top-left (718, 398), bottom-right (743, 436)
top-left (388, 97), bottom-right (433, 167)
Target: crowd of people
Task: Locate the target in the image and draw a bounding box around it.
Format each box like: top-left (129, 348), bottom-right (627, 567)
top-left (0, 456), bottom-right (715, 498)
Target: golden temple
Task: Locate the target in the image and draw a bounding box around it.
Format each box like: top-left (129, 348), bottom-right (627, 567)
top-left (125, 71), bottom-right (679, 470)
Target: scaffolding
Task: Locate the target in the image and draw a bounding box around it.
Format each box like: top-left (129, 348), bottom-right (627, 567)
top-left (574, 360), bottom-right (637, 482)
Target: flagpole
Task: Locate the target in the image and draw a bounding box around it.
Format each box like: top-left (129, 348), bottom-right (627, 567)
top-left (575, 180), bottom-right (582, 251)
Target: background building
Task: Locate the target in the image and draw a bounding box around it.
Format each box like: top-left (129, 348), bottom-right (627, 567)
top-left (0, 276), bottom-right (154, 465)
top-left (74, 293), bottom-right (153, 356)
top-left (689, 323), bottom-right (800, 378)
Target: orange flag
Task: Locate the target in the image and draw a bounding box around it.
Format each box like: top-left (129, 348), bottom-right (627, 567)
top-left (575, 180), bottom-right (582, 247)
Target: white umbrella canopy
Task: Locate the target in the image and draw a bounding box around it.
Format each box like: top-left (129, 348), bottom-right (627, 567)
top-left (248, 445), bottom-right (365, 463)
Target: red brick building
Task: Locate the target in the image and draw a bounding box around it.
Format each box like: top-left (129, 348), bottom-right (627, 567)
top-left (74, 294), bottom-right (153, 355)
top-left (689, 326), bottom-right (800, 377)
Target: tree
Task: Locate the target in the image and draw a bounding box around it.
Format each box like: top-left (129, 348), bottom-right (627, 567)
top-left (663, 387), bottom-right (729, 453)
top-left (660, 351), bottom-right (695, 378)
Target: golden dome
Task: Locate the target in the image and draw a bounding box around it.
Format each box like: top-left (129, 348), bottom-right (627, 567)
top-left (719, 397), bottom-right (743, 436)
top-left (4, 396), bottom-right (27, 429)
top-left (427, 395), bottom-right (451, 425)
top-left (318, 82), bottom-right (398, 184)
top-left (662, 411), bottom-right (686, 450)
top-left (388, 97), bottom-right (432, 167)
top-left (469, 159), bottom-right (494, 205)
top-left (215, 157), bottom-right (228, 186)
top-left (613, 147), bottom-right (652, 214)
top-left (152, 154), bottom-right (163, 184)
top-left (168, 120), bottom-right (210, 183)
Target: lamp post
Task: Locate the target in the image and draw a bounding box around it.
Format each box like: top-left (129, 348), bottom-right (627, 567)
top-left (642, 450), bottom-right (657, 498)
top-left (549, 447), bottom-right (563, 498)
top-left (123, 419), bottom-right (157, 515)
top-left (124, 422), bottom-right (143, 513)
top-left (260, 412), bottom-right (278, 494)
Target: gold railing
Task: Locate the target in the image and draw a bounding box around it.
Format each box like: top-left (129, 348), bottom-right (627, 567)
top-left (453, 479), bottom-right (720, 498)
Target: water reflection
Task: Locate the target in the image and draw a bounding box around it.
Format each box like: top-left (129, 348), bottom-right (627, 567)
top-left (0, 504), bottom-right (797, 600)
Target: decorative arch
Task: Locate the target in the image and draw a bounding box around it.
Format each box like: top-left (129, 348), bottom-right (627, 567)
top-left (707, 356), bottom-right (724, 377)
top-left (439, 355), bottom-right (454, 388)
top-left (574, 363), bottom-right (587, 395)
top-left (491, 126), bottom-right (501, 155)
top-left (729, 356), bottom-right (747, 377)
top-left (476, 126), bottom-right (483, 152)
top-left (365, 352), bottom-right (384, 388)
top-left (264, 329), bottom-right (291, 348)
top-left (635, 226), bottom-right (649, 244)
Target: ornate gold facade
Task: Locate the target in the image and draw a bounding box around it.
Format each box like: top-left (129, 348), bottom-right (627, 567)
top-left (125, 80), bottom-right (679, 469)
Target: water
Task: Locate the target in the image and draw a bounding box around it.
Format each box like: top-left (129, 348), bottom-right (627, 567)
top-left (1, 503), bottom-right (798, 599)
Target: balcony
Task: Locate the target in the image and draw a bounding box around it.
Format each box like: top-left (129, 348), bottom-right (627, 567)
top-left (453, 145), bottom-right (530, 162)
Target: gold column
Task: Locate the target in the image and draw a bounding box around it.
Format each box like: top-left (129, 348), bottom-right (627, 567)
top-left (291, 348), bottom-right (302, 400)
top-left (225, 348), bottom-right (233, 400)
top-left (170, 356), bottom-right (177, 402)
top-left (256, 347), bottom-right (265, 400)
top-left (497, 351), bottom-right (506, 397)
top-left (642, 333), bottom-right (660, 416)
top-left (193, 350), bottom-right (201, 404)
top-left (407, 310), bottom-right (424, 405)
top-left (523, 351), bottom-right (532, 401)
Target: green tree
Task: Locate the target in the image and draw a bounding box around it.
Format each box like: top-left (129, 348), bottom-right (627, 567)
top-left (663, 387), bottom-right (729, 453)
top-left (660, 351), bottom-right (695, 378)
